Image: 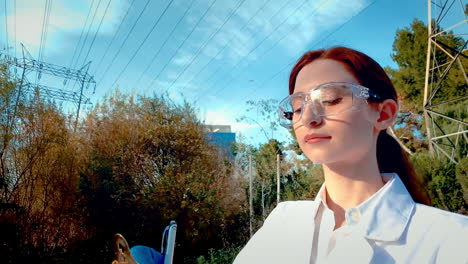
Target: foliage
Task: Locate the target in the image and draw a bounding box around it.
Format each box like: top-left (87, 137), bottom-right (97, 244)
top-left (386, 19), bottom-right (466, 115)
top-left (77, 91), bottom-right (248, 262)
top-left (191, 246), bottom-right (242, 264)
top-left (237, 99), bottom-right (280, 141)
top-left (0, 68), bottom-right (248, 262)
top-left (410, 153), bottom-right (466, 213)
top-left (385, 19), bottom-right (467, 157)
top-left (455, 157), bottom-right (468, 207)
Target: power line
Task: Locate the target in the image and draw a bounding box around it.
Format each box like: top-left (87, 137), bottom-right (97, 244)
top-left (97, 0), bottom-right (151, 84)
top-left (145, 0), bottom-right (219, 92)
top-left (38, 0), bottom-right (53, 62)
top-left (94, 0), bottom-right (136, 73)
top-left (238, 0), bottom-right (379, 104)
top-left (176, 0), bottom-right (270, 95)
top-left (110, 0), bottom-right (176, 89)
top-left (71, 0), bottom-right (103, 70)
top-left (68, 0), bottom-right (96, 71)
top-left (4, 0), bottom-right (8, 55)
top-left (196, 0), bottom-right (308, 100)
top-left (80, 0), bottom-right (113, 66)
top-left (37, 0), bottom-right (53, 84)
top-left (14, 0), bottom-right (16, 56)
top-left (135, 0), bottom-right (196, 90)
top-left (194, 0), bottom-right (292, 97)
top-left (213, 0), bottom-right (332, 96)
top-left (164, 0), bottom-right (247, 93)
top-left (64, 0), bottom-right (97, 92)
top-left (38, 0), bottom-right (47, 60)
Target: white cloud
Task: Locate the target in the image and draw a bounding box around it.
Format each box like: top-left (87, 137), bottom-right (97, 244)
top-left (3, 0), bottom-right (129, 57)
top-left (204, 106), bottom-right (259, 134)
top-left (283, 0), bottom-right (368, 54)
top-left (185, 0), bottom-right (369, 68)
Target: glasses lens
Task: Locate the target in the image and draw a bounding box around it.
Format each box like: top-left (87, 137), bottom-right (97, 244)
top-left (279, 83), bottom-right (357, 127)
top-left (315, 83), bottom-right (354, 116)
top-left (279, 94), bottom-right (305, 127)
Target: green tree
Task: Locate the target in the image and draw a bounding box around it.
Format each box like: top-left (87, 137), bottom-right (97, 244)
top-left (252, 139), bottom-right (283, 221)
top-left (387, 18), bottom-right (467, 213)
top-left (386, 18), bottom-right (467, 161)
top-left (411, 153), bottom-right (466, 213)
top-left (386, 19), bottom-right (466, 114)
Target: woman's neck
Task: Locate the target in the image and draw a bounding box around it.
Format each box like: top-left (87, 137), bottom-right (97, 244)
top-left (322, 155), bottom-right (385, 229)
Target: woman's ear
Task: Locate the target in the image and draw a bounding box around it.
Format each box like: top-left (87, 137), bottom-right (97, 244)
top-left (374, 99), bottom-right (398, 130)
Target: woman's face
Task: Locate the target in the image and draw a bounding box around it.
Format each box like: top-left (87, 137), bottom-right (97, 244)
top-left (293, 59), bottom-right (379, 165)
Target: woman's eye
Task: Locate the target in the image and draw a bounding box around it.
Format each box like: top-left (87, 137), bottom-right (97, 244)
top-left (322, 98), bottom-right (342, 106)
top-left (293, 107), bottom-right (302, 113)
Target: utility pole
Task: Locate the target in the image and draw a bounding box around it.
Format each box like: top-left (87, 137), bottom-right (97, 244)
top-left (249, 154), bottom-right (253, 238)
top-left (276, 154), bottom-right (280, 205)
top-left (423, 0), bottom-right (434, 156)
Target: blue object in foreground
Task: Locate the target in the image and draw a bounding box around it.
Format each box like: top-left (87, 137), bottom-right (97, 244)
top-left (131, 245), bottom-right (164, 264)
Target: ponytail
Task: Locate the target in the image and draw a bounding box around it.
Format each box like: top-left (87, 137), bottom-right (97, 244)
top-left (377, 130), bottom-right (432, 205)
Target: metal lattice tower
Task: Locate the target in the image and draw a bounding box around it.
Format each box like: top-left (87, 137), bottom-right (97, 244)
top-left (0, 44), bottom-right (96, 131)
top-left (424, 0), bottom-right (468, 163)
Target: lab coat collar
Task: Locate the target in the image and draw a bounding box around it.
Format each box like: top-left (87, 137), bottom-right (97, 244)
top-left (314, 173), bottom-right (416, 242)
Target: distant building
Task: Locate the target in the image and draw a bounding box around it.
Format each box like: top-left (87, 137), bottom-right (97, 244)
top-left (204, 125), bottom-right (236, 157)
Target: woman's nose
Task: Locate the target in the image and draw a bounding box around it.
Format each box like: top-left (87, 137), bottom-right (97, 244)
top-left (301, 104), bottom-right (323, 127)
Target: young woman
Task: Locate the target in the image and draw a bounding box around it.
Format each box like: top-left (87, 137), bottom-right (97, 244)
top-left (234, 47), bottom-right (468, 264)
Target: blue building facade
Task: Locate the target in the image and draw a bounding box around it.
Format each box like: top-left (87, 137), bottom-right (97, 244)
top-left (204, 125), bottom-right (236, 157)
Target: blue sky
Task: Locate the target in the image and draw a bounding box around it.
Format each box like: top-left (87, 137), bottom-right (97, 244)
top-left (1, 0), bottom-right (466, 146)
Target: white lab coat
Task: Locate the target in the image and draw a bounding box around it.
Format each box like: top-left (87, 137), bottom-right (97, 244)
top-left (234, 173), bottom-right (468, 264)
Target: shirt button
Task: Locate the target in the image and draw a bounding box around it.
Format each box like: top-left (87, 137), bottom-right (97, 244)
top-left (348, 209), bottom-right (361, 224)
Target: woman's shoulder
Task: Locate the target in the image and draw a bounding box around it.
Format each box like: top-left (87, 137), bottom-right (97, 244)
top-left (270, 200), bottom-right (319, 215)
top-left (410, 204), bottom-right (468, 262)
top-left (233, 200), bottom-right (320, 264)
top-left (412, 203), bottom-right (468, 227)
top-left (259, 200), bottom-right (320, 227)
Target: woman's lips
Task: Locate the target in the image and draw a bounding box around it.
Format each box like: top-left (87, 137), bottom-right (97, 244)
top-left (304, 134), bottom-right (331, 144)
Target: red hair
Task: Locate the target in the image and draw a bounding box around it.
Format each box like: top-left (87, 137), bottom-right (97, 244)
top-left (289, 47), bottom-right (431, 205)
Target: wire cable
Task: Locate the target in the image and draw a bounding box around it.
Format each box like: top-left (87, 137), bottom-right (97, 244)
top-left (80, 0), bottom-right (113, 66)
top-left (64, 0), bottom-right (97, 92)
top-left (145, 0), bottom-right (218, 92)
top-left (163, 0), bottom-right (247, 93)
top-left (211, 0), bottom-right (332, 97)
top-left (93, 0), bottom-right (136, 73)
top-left (39, 0), bottom-right (53, 62)
top-left (177, 0), bottom-right (270, 95)
top-left (109, 0), bottom-right (176, 89)
top-left (237, 0), bottom-right (379, 104)
top-left (68, 0), bottom-right (96, 71)
top-left (4, 0), bottom-right (9, 56)
top-left (195, 0), bottom-right (308, 100)
top-left (38, 0), bottom-right (47, 60)
top-left (97, 0), bottom-right (151, 84)
top-left (13, 0), bottom-right (16, 56)
top-left (37, 0), bottom-right (52, 84)
top-left (195, 0), bottom-right (291, 95)
top-left (134, 0), bottom-right (195, 90)
top-left (71, 0), bottom-right (103, 69)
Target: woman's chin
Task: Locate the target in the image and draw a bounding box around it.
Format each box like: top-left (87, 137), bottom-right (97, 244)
top-left (306, 155), bottom-right (331, 165)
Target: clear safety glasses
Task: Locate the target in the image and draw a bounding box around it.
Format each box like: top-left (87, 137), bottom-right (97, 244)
top-left (278, 82), bottom-right (381, 127)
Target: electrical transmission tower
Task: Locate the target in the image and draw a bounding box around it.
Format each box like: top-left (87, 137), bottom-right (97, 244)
top-left (424, 0), bottom-right (467, 163)
top-left (0, 44), bottom-right (96, 131)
